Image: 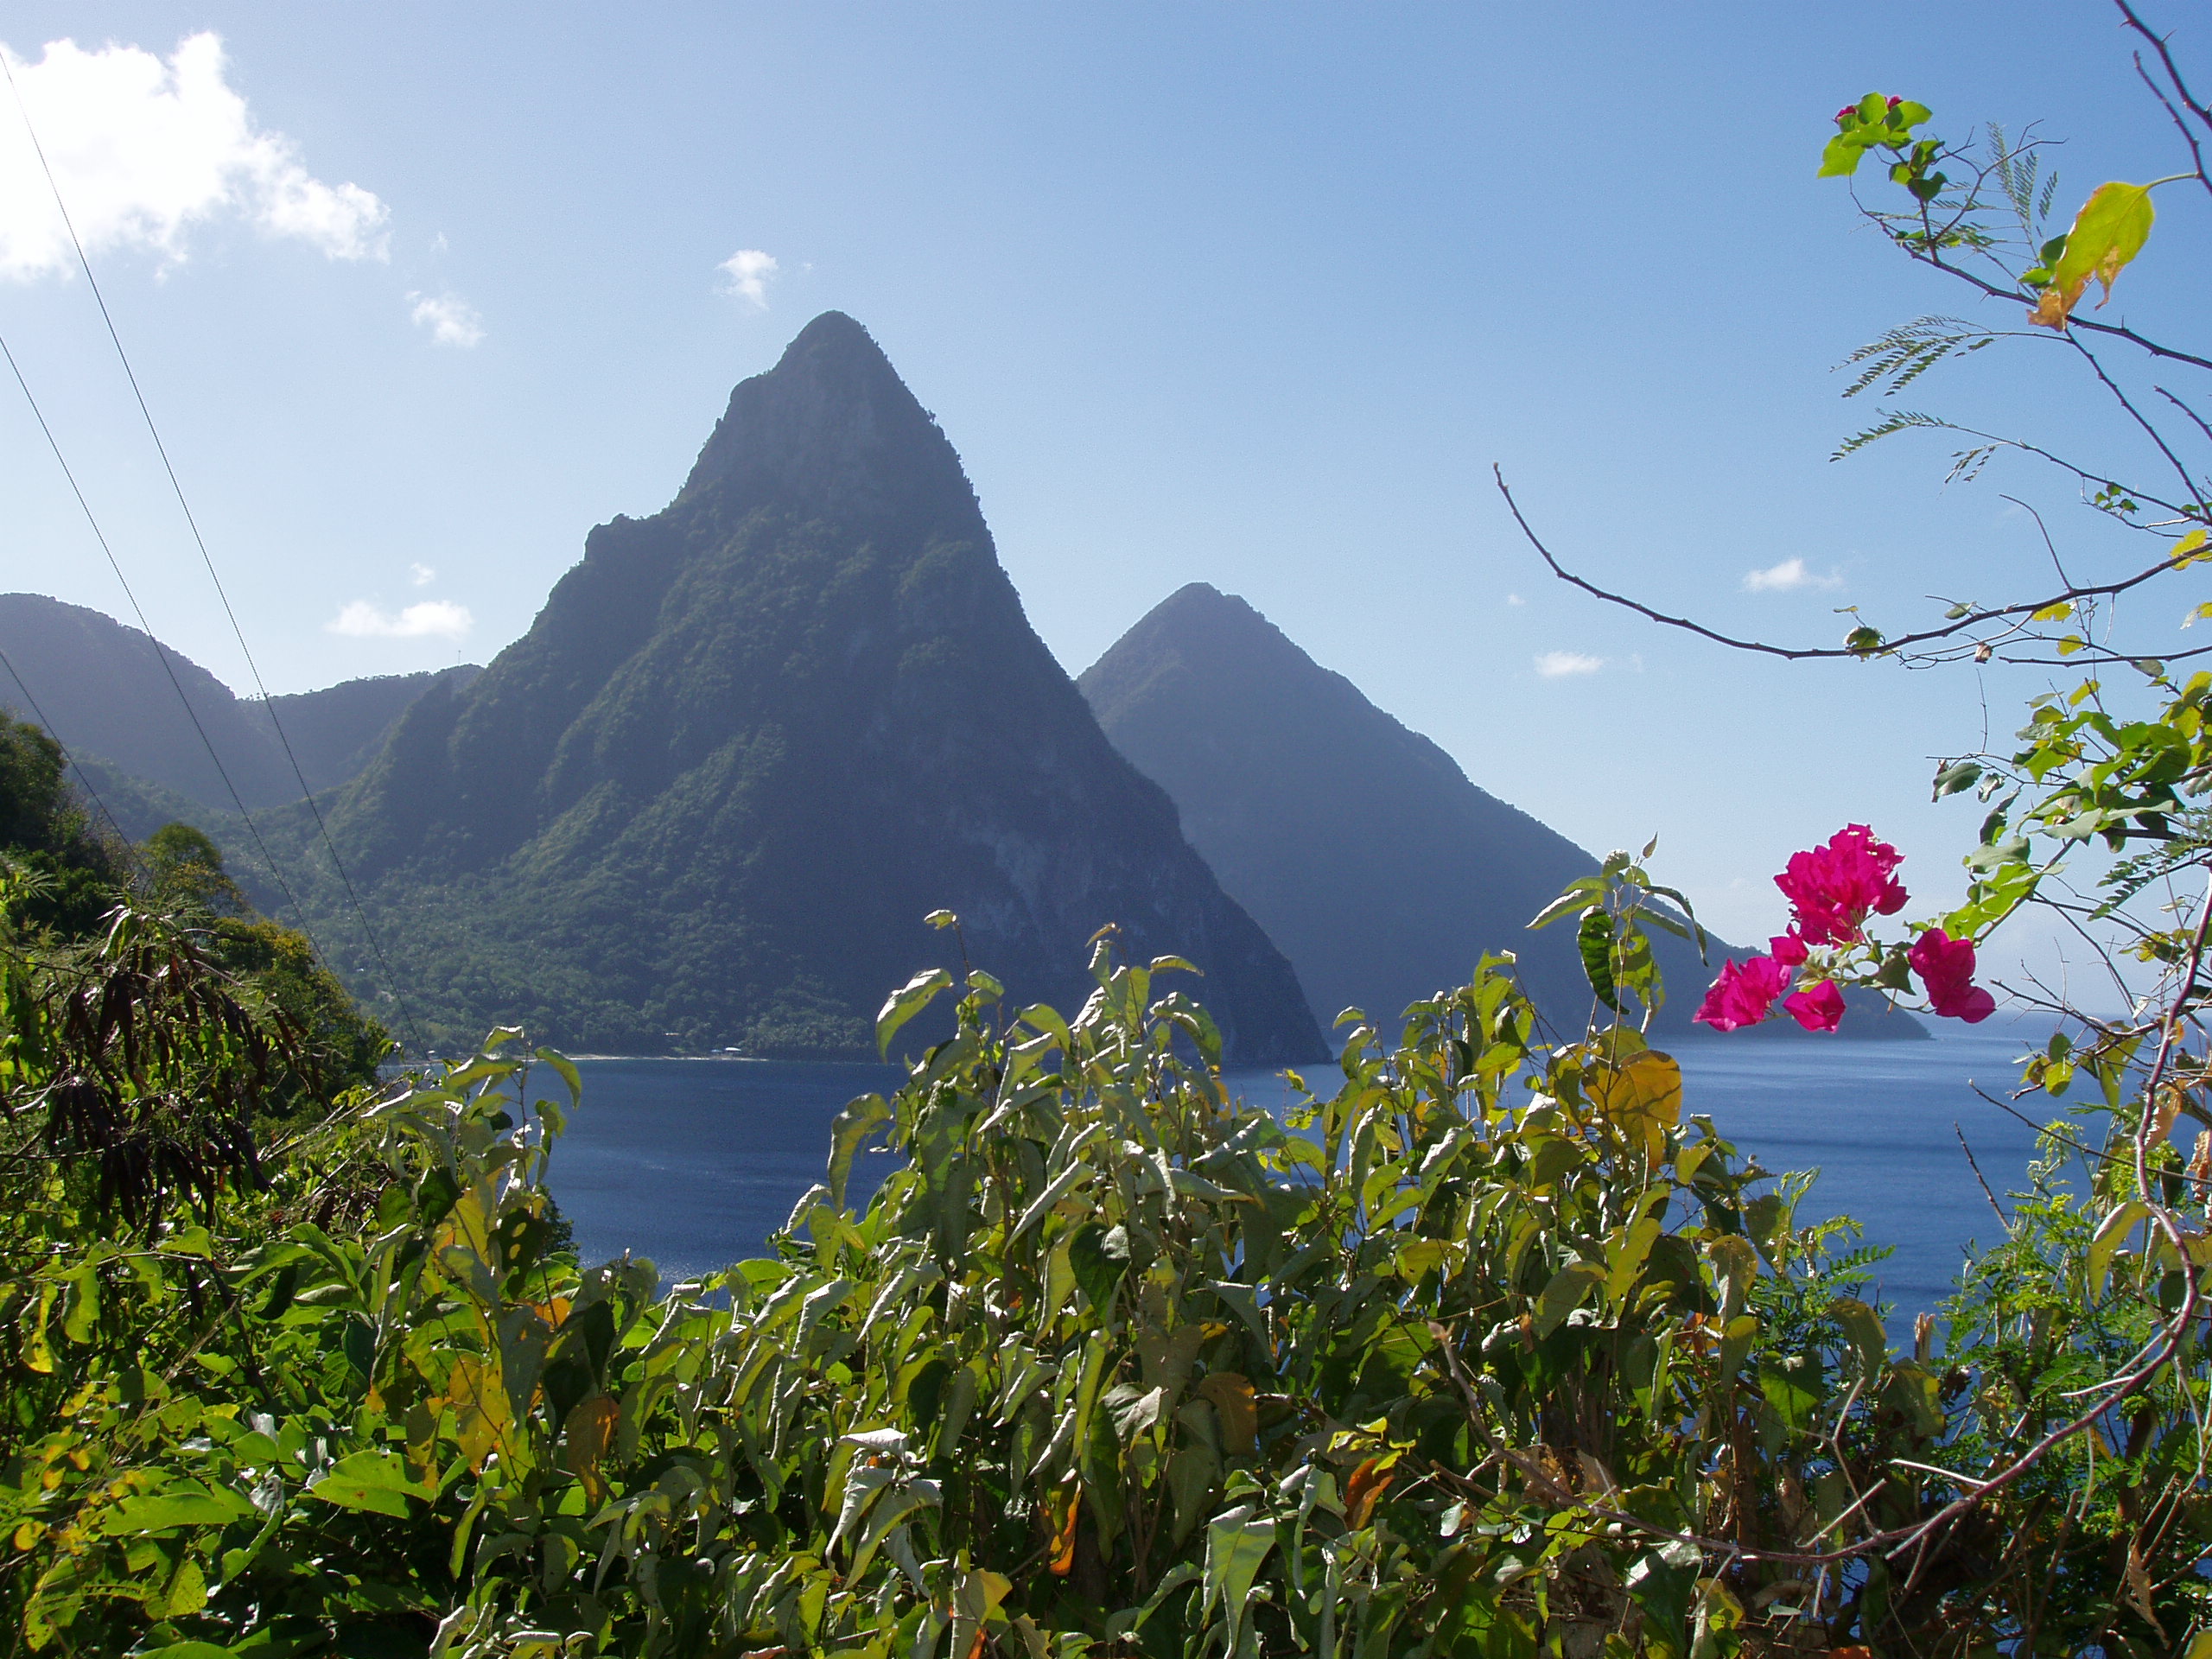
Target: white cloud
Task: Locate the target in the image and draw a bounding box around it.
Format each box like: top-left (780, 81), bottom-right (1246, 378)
top-left (407, 562), bottom-right (435, 587)
top-left (1534, 650), bottom-right (1604, 678)
top-left (326, 599), bottom-right (472, 639)
top-left (408, 290), bottom-right (482, 347)
top-left (716, 248), bottom-right (779, 308)
top-left (1505, 593), bottom-right (1525, 607)
top-left (1742, 556), bottom-right (1842, 594)
top-left (0, 32), bottom-right (388, 281)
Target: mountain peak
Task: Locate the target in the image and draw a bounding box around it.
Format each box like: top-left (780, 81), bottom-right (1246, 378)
top-left (321, 318), bottom-right (1324, 1062)
top-left (680, 311), bottom-right (965, 515)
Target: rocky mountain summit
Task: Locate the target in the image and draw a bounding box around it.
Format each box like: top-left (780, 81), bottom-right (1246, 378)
top-left (316, 314), bottom-right (1325, 1059)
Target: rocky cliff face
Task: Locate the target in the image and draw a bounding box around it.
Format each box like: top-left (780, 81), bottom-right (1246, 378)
top-left (1080, 582), bottom-right (1924, 1040)
top-left (323, 315), bottom-right (1324, 1061)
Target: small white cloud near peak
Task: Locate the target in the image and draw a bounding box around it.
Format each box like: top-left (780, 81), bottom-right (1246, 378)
top-left (1534, 651), bottom-right (1604, 678)
top-left (1504, 593), bottom-right (1526, 607)
top-left (0, 32), bottom-right (389, 281)
top-left (409, 291), bottom-right (482, 347)
top-left (716, 248), bottom-right (779, 308)
top-left (1742, 556), bottom-right (1842, 594)
top-left (327, 599), bottom-right (472, 639)
top-left (407, 562), bottom-right (435, 587)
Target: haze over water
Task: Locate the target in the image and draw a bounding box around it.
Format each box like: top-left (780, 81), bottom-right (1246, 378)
top-left (538, 1026), bottom-right (2052, 1322)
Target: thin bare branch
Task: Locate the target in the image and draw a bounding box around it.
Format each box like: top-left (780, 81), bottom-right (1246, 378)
top-left (1496, 466), bottom-right (2198, 664)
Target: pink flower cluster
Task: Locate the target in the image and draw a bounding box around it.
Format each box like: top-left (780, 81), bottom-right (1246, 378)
top-left (1776, 824), bottom-right (1907, 945)
top-left (1691, 824), bottom-right (1995, 1034)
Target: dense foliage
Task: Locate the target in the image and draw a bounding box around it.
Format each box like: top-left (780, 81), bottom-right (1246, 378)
top-left (10, 9), bottom-right (2212, 1655)
top-left (0, 874), bottom-right (2201, 1658)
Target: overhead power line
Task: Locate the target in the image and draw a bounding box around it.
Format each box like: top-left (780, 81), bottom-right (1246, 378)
top-left (0, 330), bottom-right (322, 938)
top-left (3, 53), bottom-right (429, 1055)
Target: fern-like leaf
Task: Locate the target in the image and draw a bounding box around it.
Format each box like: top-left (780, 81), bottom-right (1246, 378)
top-left (1833, 409), bottom-right (1951, 462)
top-left (1839, 317), bottom-right (1999, 400)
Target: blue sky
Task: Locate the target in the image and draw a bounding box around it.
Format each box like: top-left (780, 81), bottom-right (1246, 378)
top-left (2, 2), bottom-right (2205, 963)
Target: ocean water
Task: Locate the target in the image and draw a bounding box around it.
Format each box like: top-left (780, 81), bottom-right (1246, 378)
top-left (533, 1022), bottom-right (2068, 1320)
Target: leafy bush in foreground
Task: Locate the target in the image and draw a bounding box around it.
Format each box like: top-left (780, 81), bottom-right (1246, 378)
top-left (7, 855), bottom-right (2196, 1657)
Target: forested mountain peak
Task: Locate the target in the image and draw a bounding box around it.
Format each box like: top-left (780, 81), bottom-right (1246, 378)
top-left (314, 315), bottom-right (1324, 1059)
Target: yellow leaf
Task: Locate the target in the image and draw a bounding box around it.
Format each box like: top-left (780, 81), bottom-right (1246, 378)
top-left (1195, 1371), bottom-right (1258, 1454)
top-left (2032, 181), bottom-right (2155, 329)
top-left (22, 1286), bottom-right (54, 1375)
top-left (562, 1395), bottom-right (620, 1504)
top-left (1588, 1050), bottom-right (1681, 1125)
top-left (439, 1352), bottom-right (514, 1471)
top-left (2173, 527), bottom-right (2209, 567)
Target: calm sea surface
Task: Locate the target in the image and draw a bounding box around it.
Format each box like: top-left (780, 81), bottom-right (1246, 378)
top-left (534, 1023), bottom-right (2064, 1322)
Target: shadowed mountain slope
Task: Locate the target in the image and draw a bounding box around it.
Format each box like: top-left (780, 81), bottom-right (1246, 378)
top-left (1079, 583), bottom-right (1923, 1040)
top-left (0, 594), bottom-right (477, 810)
top-left (314, 314), bottom-right (1325, 1061)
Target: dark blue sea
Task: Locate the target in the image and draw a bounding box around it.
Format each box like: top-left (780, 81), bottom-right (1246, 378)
top-left (532, 1022), bottom-right (2069, 1323)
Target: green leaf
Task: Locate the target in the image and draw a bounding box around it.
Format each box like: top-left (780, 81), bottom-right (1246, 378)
top-left (1203, 1506), bottom-right (1278, 1656)
top-left (60, 1262), bottom-right (99, 1344)
top-left (1933, 760), bottom-right (1983, 799)
top-left (875, 968), bottom-right (952, 1058)
top-left (1577, 910), bottom-right (1619, 1011)
top-left (1758, 1353), bottom-right (1825, 1432)
top-left (1827, 1296), bottom-right (1889, 1377)
top-left (100, 1483), bottom-right (257, 1535)
top-left (307, 1450), bottom-right (435, 1517)
top-left (533, 1046), bottom-right (582, 1133)
top-left (827, 1093), bottom-right (892, 1211)
top-left (1528, 880), bottom-right (1602, 931)
top-left (1819, 131), bottom-right (1870, 177)
top-left (1068, 1222), bottom-right (1129, 1317)
top-left (1534, 1261), bottom-right (1605, 1339)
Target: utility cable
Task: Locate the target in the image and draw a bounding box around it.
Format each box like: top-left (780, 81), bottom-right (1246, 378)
top-left (3, 56), bottom-right (429, 1055)
top-left (0, 329), bottom-right (322, 944)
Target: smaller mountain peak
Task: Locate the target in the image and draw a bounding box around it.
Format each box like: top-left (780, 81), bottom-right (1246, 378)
top-left (1151, 582), bottom-right (1267, 626)
top-left (1096, 582), bottom-right (1294, 669)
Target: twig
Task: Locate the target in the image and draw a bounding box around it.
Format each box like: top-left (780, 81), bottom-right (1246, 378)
top-left (1955, 1122), bottom-right (2012, 1226)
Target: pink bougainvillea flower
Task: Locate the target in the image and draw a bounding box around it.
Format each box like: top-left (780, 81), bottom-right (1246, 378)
top-left (1694, 956), bottom-right (1791, 1033)
top-left (1908, 928), bottom-right (1996, 1023)
top-left (1783, 978), bottom-right (1846, 1033)
top-left (1774, 824), bottom-right (1908, 945)
top-left (1770, 932), bottom-right (1809, 967)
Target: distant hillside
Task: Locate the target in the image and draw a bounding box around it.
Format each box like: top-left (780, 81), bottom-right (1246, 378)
top-left (1080, 583), bottom-right (1923, 1040)
top-left (300, 314), bottom-right (1324, 1062)
top-left (0, 594), bottom-right (477, 811)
